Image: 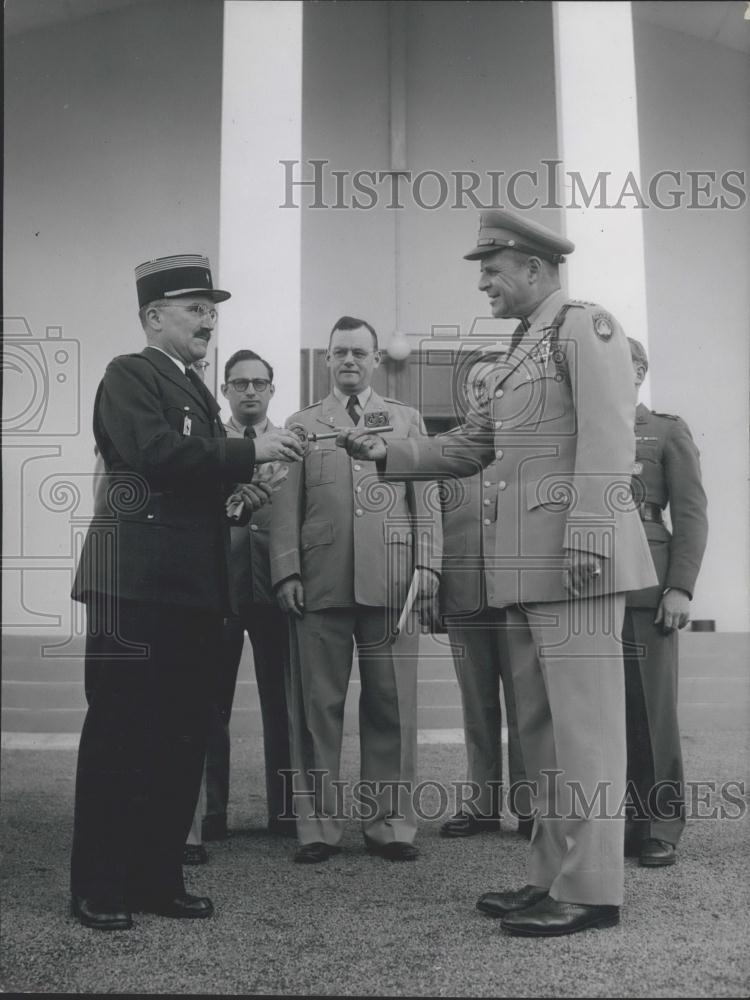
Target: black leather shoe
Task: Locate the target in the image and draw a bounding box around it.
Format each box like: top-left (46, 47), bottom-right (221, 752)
top-left (476, 884), bottom-right (548, 917)
top-left (182, 844), bottom-right (209, 866)
top-left (516, 818), bottom-right (534, 840)
top-left (500, 897), bottom-right (620, 936)
top-left (294, 842), bottom-right (341, 864)
top-left (134, 893), bottom-right (214, 919)
top-left (365, 841), bottom-right (419, 861)
top-left (71, 895), bottom-right (133, 931)
top-left (202, 815), bottom-right (229, 841)
top-left (440, 813), bottom-right (501, 838)
top-left (639, 838), bottom-right (677, 867)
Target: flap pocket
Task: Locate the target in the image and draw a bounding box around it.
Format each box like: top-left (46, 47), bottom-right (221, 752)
top-left (305, 447), bottom-right (337, 486)
top-left (526, 477), bottom-right (572, 511)
top-left (300, 519), bottom-right (334, 550)
top-left (383, 524), bottom-right (414, 546)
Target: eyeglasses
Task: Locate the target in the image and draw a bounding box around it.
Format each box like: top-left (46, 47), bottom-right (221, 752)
top-left (157, 302), bottom-right (218, 321)
top-left (225, 377), bottom-right (272, 393)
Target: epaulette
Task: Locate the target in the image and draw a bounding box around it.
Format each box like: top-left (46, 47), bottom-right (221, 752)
top-left (568, 299), bottom-right (601, 309)
top-left (651, 410), bottom-right (680, 421)
top-left (382, 397), bottom-right (412, 407)
top-left (295, 401), bottom-right (321, 412)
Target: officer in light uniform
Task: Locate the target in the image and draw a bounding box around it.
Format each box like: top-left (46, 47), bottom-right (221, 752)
top-left (623, 337), bottom-right (708, 867)
top-left (436, 357), bottom-right (531, 840)
top-left (270, 315), bottom-right (442, 863)
top-left (338, 211), bottom-right (657, 936)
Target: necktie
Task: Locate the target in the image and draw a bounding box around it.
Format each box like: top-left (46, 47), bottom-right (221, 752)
top-left (185, 367), bottom-right (204, 390)
top-left (509, 317), bottom-right (530, 356)
top-left (244, 425), bottom-right (256, 439)
top-left (346, 395), bottom-right (360, 426)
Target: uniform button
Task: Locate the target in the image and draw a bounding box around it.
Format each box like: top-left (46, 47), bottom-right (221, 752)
top-left (494, 420), bottom-right (503, 428)
top-left (495, 389), bottom-right (504, 398)
top-left (496, 449), bottom-right (504, 459)
top-left (250, 524), bottom-right (259, 532)
top-left (353, 464), bottom-right (361, 471)
top-left (147, 514), bottom-right (155, 520)
top-left (356, 508), bottom-right (364, 517)
top-left (498, 481), bottom-right (507, 490)
top-left (313, 444), bottom-right (320, 451)
top-left (483, 480), bottom-right (492, 488)
top-left (483, 518), bottom-right (491, 525)
top-left (483, 498), bottom-right (491, 506)
top-left (356, 485), bottom-right (362, 492)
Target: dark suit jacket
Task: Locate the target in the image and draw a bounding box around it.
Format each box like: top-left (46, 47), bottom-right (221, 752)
top-left (72, 346), bottom-right (257, 612)
top-left (225, 418), bottom-right (279, 610)
top-left (627, 403), bottom-right (708, 607)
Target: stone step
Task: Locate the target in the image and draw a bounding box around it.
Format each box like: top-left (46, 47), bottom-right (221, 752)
top-left (3, 631), bottom-right (748, 733)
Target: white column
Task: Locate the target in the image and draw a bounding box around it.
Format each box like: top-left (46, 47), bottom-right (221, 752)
top-left (553, 1), bottom-right (650, 401)
top-left (219, 1), bottom-right (302, 424)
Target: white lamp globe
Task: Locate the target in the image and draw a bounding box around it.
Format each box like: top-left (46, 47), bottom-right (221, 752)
top-left (386, 331), bottom-right (411, 361)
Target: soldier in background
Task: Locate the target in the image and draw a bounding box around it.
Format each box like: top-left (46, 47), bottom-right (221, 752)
top-left (623, 337), bottom-right (708, 867)
top-left (436, 355), bottom-right (532, 841)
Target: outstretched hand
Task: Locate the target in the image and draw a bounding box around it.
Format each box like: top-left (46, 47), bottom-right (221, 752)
top-left (335, 428), bottom-right (388, 462)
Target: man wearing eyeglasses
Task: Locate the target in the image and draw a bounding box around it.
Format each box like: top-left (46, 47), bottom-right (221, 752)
top-left (185, 349), bottom-right (296, 864)
top-left (270, 315), bottom-right (442, 863)
top-left (70, 254), bottom-right (304, 931)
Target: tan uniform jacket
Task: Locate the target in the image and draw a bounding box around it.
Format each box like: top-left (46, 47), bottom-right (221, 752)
top-left (270, 390), bottom-right (442, 610)
top-left (384, 290), bottom-right (657, 604)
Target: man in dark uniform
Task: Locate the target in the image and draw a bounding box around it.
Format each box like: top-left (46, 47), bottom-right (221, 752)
top-left (185, 348), bottom-right (295, 863)
top-left (624, 337), bottom-right (708, 867)
top-left (69, 254), bottom-right (303, 930)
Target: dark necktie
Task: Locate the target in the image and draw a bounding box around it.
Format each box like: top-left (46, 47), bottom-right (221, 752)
top-left (244, 425), bottom-right (256, 439)
top-left (185, 367), bottom-right (204, 391)
top-left (509, 317), bottom-right (530, 356)
top-left (346, 395), bottom-right (360, 426)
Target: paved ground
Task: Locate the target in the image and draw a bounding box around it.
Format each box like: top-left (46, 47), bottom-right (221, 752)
top-left (1, 723), bottom-right (749, 997)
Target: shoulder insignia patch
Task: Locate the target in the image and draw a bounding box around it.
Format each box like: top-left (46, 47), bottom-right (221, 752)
top-left (592, 312), bottom-right (614, 341)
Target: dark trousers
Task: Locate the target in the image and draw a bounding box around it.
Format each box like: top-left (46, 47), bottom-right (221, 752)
top-left (623, 606), bottom-right (685, 846)
top-left (70, 599), bottom-right (221, 902)
top-left (204, 607), bottom-right (293, 827)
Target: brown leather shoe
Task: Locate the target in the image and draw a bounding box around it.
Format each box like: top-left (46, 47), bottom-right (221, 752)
top-left (500, 897), bottom-right (619, 936)
top-left (71, 895), bottom-right (133, 931)
top-left (639, 838), bottom-right (677, 867)
top-left (476, 884), bottom-right (548, 917)
top-left (440, 813), bottom-right (501, 838)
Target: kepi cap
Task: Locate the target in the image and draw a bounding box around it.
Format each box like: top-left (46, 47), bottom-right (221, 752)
top-left (464, 209), bottom-right (574, 263)
top-left (135, 254), bottom-right (231, 308)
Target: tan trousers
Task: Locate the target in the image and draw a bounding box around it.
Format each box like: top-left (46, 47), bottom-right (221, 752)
top-left (503, 594), bottom-right (626, 906)
top-left (286, 607), bottom-right (419, 847)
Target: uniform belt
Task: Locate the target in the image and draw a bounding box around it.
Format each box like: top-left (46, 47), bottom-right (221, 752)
top-left (639, 502), bottom-right (663, 524)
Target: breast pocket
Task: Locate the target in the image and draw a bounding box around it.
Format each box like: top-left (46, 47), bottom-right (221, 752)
top-left (510, 373), bottom-right (567, 428)
top-left (305, 447), bottom-right (338, 486)
top-left (163, 405), bottom-right (209, 436)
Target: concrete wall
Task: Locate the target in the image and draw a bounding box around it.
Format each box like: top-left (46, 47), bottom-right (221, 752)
top-left (633, 19), bottom-right (750, 630)
top-left (3, 0), bottom-right (223, 635)
top-left (300, 0), bottom-right (559, 348)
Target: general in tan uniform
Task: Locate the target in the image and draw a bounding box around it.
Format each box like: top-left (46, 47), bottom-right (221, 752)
top-left (270, 316), bottom-right (442, 863)
top-left (338, 211), bottom-right (657, 935)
